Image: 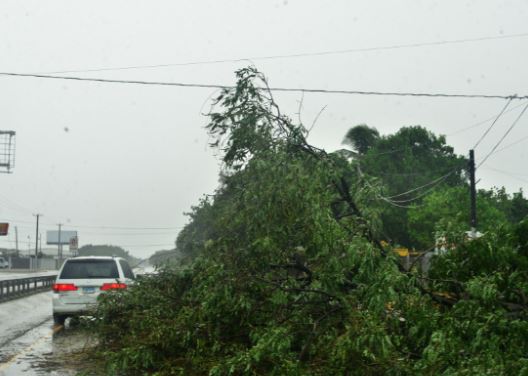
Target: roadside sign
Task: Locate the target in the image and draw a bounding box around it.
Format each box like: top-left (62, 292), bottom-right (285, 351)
top-left (0, 223), bottom-right (8, 236)
top-left (69, 236), bottom-right (78, 251)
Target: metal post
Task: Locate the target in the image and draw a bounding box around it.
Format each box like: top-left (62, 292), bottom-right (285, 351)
top-left (57, 223), bottom-right (62, 265)
top-left (15, 226), bottom-right (19, 256)
top-left (469, 150), bottom-right (477, 238)
top-left (34, 214), bottom-right (42, 269)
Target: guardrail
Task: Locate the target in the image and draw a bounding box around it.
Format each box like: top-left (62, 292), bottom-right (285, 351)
top-left (0, 275), bottom-right (57, 302)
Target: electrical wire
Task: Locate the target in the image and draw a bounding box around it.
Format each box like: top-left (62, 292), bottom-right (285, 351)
top-left (477, 101), bottom-right (528, 168)
top-left (39, 31), bottom-right (528, 74)
top-left (379, 197), bottom-right (423, 209)
top-left (0, 218), bottom-right (183, 232)
top-left (74, 231), bottom-right (179, 236)
top-left (385, 169), bottom-right (459, 199)
top-left (386, 182), bottom-right (446, 204)
top-left (380, 171), bottom-right (458, 206)
top-left (113, 243), bottom-right (176, 248)
top-left (357, 163), bottom-right (432, 209)
top-left (482, 166), bottom-right (528, 184)
top-left (447, 101), bottom-right (528, 136)
top-left (64, 224), bottom-right (183, 230)
top-left (472, 97), bottom-right (513, 149)
top-left (0, 193), bottom-right (36, 215)
top-left (491, 133), bottom-right (528, 156)
top-left (0, 72), bottom-right (526, 100)
top-left (484, 165), bottom-right (528, 177)
top-left (366, 147), bottom-right (408, 157)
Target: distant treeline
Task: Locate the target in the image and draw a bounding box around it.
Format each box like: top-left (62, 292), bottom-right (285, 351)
top-left (148, 248), bottom-right (181, 266)
top-left (78, 244), bottom-right (140, 265)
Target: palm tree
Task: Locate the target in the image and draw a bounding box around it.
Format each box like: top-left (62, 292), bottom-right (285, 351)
top-left (343, 124), bottom-right (380, 155)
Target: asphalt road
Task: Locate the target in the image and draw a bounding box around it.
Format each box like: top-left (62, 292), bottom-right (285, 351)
top-left (0, 292), bottom-right (95, 375)
top-left (0, 266), bottom-right (153, 375)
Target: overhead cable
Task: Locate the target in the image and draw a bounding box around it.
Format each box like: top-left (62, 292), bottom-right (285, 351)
top-left (379, 197), bottom-right (423, 209)
top-left (1, 218), bottom-right (182, 231)
top-left (472, 97), bottom-right (513, 149)
top-left (118, 243), bottom-right (176, 248)
top-left (477, 102), bottom-right (528, 168)
top-left (39, 31), bottom-right (528, 74)
top-left (385, 182), bottom-right (446, 204)
top-left (492, 133), bottom-right (528, 156)
top-left (76, 231), bottom-right (179, 236)
top-left (484, 165), bottom-right (528, 177)
top-left (482, 166), bottom-right (528, 184)
top-left (447, 101), bottom-right (528, 136)
top-left (357, 163), bottom-right (434, 209)
top-left (62, 224), bottom-right (183, 231)
top-left (385, 169), bottom-right (460, 199)
top-left (0, 72), bottom-right (526, 100)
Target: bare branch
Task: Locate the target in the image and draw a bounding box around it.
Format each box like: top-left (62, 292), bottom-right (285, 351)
top-left (296, 91), bottom-right (305, 126)
top-left (307, 105), bottom-right (327, 135)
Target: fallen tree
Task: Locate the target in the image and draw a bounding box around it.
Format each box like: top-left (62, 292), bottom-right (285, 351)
top-left (92, 68), bottom-right (528, 375)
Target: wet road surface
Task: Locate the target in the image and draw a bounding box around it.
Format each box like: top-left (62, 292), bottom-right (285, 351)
top-left (0, 292), bottom-right (96, 375)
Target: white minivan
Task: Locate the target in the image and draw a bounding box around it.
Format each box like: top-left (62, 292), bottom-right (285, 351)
top-left (52, 256), bottom-right (135, 325)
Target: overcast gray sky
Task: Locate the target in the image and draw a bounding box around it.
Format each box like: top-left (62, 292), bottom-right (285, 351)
top-left (1, 0), bottom-right (527, 258)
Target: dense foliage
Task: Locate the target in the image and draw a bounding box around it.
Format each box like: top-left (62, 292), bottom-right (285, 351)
top-left (91, 68), bottom-right (528, 375)
top-left (344, 124), bottom-right (528, 249)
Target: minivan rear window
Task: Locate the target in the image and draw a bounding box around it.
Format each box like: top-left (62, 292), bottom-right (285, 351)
top-left (60, 259), bottom-right (119, 279)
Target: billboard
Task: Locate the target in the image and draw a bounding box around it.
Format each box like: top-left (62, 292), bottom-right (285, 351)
top-left (0, 223), bottom-right (8, 236)
top-left (47, 230), bottom-right (78, 245)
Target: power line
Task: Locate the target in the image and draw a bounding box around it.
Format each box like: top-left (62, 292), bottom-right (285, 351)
top-left (484, 165), bottom-right (528, 177)
top-left (491, 133), bottom-right (528, 156)
top-left (379, 170), bottom-right (458, 207)
top-left (356, 163), bottom-right (450, 209)
top-left (482, 166), bottom-right (528, 184)
top-left (477, 102), bottom-right (528, 168)
top-left (116, 243), bottom-right (175, 248)
top-left (385, 169), bottom-right (459, 199)
top-left (78, 231), bottom-right (179, 236)
top-left (0, 218), bottom-right (182, 231)
top-left (447, 101), bottom-right (528, 136)
top-left (472, 97), bottom-right (513, 149)
top-left (366, 147), bottom-right (408, 157)
top-left (0, 238), bottom-right (175, 248)
top-left (63, 223), bottom-right (183, 230)
top-left (0, 193), bottom-right (35, 215)
top-left (386, 182), bottom-right (446, 204)
top-left (1, 71), bottom-right (526, 100)
top-left (379, 197), bottom-right (423, 209)
top-left (39, 31), bottom-right (528, 75)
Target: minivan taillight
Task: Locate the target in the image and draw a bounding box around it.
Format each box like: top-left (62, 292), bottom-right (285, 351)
top-left (53, 283), bottom-right (78, 292)
top-left (100, 283), bottom-right (127, 291)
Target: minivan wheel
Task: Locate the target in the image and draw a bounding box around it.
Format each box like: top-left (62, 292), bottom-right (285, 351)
top-left (53, 313), bottom-right (66, 326)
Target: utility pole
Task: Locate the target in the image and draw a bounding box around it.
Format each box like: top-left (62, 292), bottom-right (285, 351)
top-left (469, 150), bottom-right (477, 238)
top-left (15, 226), bottom-right (19, 257)
top-left (34, 214), bottom-right (42, 269)
top-left (57, 223), bottom-right (63, 264)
